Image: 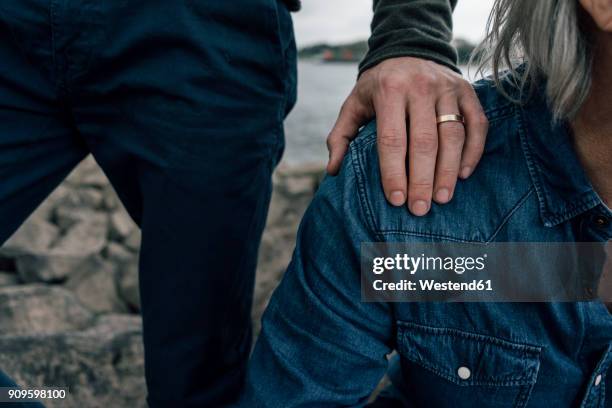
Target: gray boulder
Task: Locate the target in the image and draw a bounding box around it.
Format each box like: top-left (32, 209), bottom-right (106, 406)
top-left (27, 185), bottom-right (71, 223)
top-left (103, 243), bottom-right (140, 312)
top-left (64, 156), bottom-right (108, 188)
top-left (104, 242), bottom-right (137, 266)
top-left (102, 184), bottom-right (120, 210)
top-left (118, 262), bottom-right (140, 312)
top-left (55, 187), bottom-right (104, 210)
top-left (0, 314), bottom-right (146, 408)
top-left (54, 207), bottom-right (107, 231)
top-left (123, 229), bottom-right (141, 253)
top-left (0, 272), bottom-right (19, 286)
top-left (0, 285), bottom-right (93, 336)
top-left (0, 220), bottom-right (59, 257)
top-left (16, 215), bottom-right (108, 283)
top-left (65, 257), bottom-right (127, 314)
top-left (109, 210), bottom-right (137, 242)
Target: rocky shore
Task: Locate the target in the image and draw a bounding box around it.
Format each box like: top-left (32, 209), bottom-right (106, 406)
top-left (0, 156), bottom-right (324, 407)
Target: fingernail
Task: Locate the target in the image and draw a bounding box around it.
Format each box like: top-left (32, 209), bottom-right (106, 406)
top-left (411, 200), bottom-right (429, 216)
top-left (435, 188), bottom-right (450, 203)
top-left (460, 166), bottom-right (472, 179)
top-left (389, 191), bottom-right (406, 206)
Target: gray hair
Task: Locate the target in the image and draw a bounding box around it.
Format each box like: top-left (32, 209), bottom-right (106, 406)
top-left (473, 0), bottom-right (594, 120)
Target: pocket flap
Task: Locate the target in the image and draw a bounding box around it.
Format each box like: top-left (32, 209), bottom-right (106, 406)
top-left (397, 321), bottom-right (541, 387)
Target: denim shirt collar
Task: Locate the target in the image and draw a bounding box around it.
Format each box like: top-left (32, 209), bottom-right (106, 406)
top-left (517, 82), bottom-right (603, 227)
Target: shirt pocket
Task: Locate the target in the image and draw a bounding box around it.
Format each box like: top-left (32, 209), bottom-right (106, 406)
top-left (396, 321), bottom-right (542, 408)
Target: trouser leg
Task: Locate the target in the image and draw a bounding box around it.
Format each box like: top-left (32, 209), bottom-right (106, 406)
top-left (66, 0), bottom-right (296, 405)
top-left (0, 2), bottom-right (87, 402)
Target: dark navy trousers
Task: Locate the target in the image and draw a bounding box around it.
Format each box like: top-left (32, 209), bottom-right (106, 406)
top-left (0, 0), bottom-right (296, 406)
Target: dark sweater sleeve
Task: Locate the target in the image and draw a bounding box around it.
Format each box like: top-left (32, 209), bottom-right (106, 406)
top-left (359, 0), bottom-right (459, 74)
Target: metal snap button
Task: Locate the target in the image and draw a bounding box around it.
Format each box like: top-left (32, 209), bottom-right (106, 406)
top-left (595, 374), bottom-right (602, 386)
top-left (457, 366), bottom-right (471, 380)
top-left (594, 216), bottom-right (610, 228)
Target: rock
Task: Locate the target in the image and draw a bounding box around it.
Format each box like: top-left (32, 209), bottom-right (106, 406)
top-left (123, 229), bottom-right (141, 253)
top-left (253, 225), bottom-right (297, 337)
top-left (44, 187), bottom-right (105, 215)
top-left (17, 254), bottom-right (89, 284)
top-left (0, 272), bottom-right (18, 286)
top-left (265, 186), bottom-right (312, 229)
top-left (118, 263), bottom-right (140, 312)
top-left (28, 185), bottom-right (71, 223)
top-left (104, 242), bottom-right (136, 266)
top-left (109, 210), bottom-right (137, 242)
top-left (54, 216), bottom-right (108, 256)
top-left (65, 257), bottom-right (127, 314)
top-left (0, 160), bottom-right (325, 406)
top-left (265, 189), bottom-right (287, 227)
top-left (276, 162), bottom-right (326, 180)
top-left (54, 208), bottom-right (107, 231)
top-left (284, 175), bottom-right (317, 195)
top-left (0, 220), bottom-right (59, 257)
top-left (0, 314), bottom-right (146, 408)
top-left (16, 217), bottom-right (109, 283)
top-left (102, 185), bottom-right (120, 210)
top-left (79, 171), bottom-right (108, 188)
top-left (61, 188), bottom-right (104, 210)
top-left (103, 243), bottom-right (140, 311)
top-left (65, 156), bottom-right (108, 188)
top-left (80, 188), bottom-right (104, 208)
top-left (0, 285), bottom-right (93, 336)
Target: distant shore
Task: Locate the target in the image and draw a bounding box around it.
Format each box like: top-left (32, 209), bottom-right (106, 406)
top-left (298, 38), bottom-right (480, 65)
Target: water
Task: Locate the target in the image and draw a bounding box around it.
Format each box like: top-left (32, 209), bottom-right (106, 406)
top-left (283, 61), bottom-right (475, 165)
top-left (283, 61), bottom-right (359, 165)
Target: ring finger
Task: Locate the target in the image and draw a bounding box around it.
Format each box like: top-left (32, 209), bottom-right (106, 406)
top-left (433, 97), bottom-right (465, 203)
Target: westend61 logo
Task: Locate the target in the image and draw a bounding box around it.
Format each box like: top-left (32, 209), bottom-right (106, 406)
top-left (362, 242), bottom-right (606, 302)
top-left (372, 253), bottom-right (488, 275)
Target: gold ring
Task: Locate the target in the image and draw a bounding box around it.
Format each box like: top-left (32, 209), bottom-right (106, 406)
top-left (436, 114), bottom-right (465, 124)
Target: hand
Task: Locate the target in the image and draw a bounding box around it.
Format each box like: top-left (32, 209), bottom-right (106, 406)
top-left (326, 57), bottom-right (488, 216)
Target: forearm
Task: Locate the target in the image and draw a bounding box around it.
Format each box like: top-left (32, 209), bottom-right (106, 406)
top-left (360, 0), bottom-right (459, 74)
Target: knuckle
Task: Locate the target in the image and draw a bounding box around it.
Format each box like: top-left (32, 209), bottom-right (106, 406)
top-left (381, 171), bottom-right (405, 186)
top-left (409, 180), bottom-right (434, 192)
top-left (441, 124), bottom-right (466, 145)
top-left (411, 133), bottom-right (438, 154)
top-left (378, 130), bottom-right (406, 149)
top-left (354, 103), bottom-right (371, 121)
top-left (379, 73), bottom-right (408, 93)
top-left (473, 143), bottom-right (486, 157)
top-left (458, 79), bottom-right (475, 93)
top-left (342, 99), bottom-right (368, 123)
top-left (477, 113), bottom-right (489, 128)
top-left (340, 98), bottom-right (356, 115)
top-left (436, 167), bottom-right (459, 180)
top-left (410, 73), bottom-right (436, 96)
top-left (464, 144), bottom-right (485, 161)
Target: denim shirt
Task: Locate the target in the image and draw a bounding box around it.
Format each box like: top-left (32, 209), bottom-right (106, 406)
top-left (237, 77), bottom-right (612, 407)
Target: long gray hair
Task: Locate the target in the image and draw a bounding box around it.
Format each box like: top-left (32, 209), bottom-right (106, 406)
top-left (474, 0), bottom-right (594, 120)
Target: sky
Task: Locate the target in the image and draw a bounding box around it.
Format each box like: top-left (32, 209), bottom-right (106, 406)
top-left (293, 0), bottom-right (496, 47)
